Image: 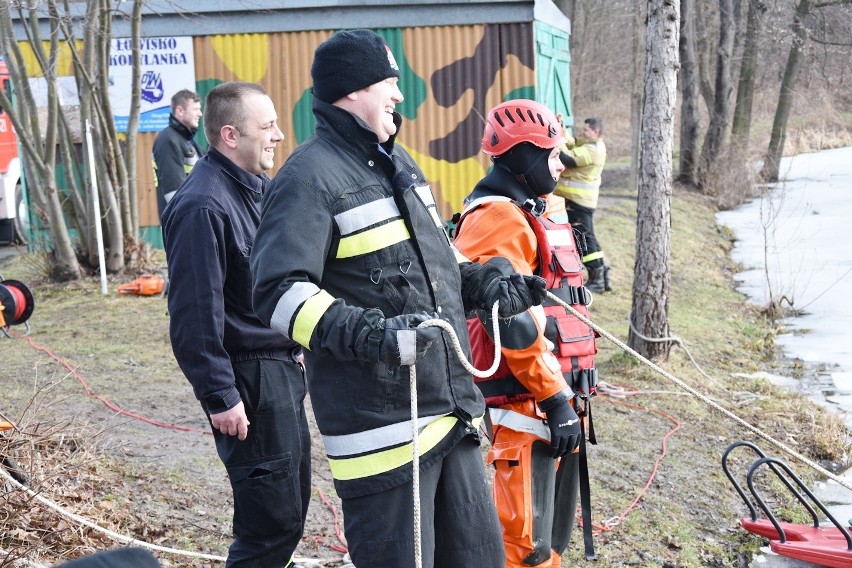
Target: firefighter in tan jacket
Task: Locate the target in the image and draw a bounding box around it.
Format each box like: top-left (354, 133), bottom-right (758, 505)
top-left (551, 117), bottom-right (610, 292)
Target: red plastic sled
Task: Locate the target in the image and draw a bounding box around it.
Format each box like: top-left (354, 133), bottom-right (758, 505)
top-left (723, 441), bottom-right (852, 568)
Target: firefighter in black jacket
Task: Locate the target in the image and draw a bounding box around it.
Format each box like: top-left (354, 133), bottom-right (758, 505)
top-left (251, 29), bottom-right (546, 568)
top-left (153, 89), bottom-right (204, 218)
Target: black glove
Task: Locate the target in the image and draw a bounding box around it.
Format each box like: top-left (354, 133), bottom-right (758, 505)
top-left (483, 272), bottom-right (547, 317)
top-left (543, 398), bottom-right (581, 458)
top-left (461, 257), bottom-right (547, 318)
top-left (353, 309), bottom-right (443, 366)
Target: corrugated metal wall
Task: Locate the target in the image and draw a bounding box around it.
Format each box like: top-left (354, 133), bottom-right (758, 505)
top-left (138, 23), bottom-right (536, 226)
top-left (18, 23), bottom-right (537, 231)
top-left (137, 133), bottom-right (158, 228)
top-left (399, 24), bottom-right (535, 218)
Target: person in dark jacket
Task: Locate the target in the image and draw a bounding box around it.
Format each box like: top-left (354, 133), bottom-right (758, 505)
top-left (153, 89), bottom-right (204, 218)
top-left (162, 82), bottom-right (310, 568)
top-left (251, 29), bottom-right (546, 568)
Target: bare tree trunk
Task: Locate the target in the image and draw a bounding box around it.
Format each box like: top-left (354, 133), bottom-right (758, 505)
top-left (678, 0), bottom-right (701, 185)
top-left (125, 0), bottom-right (144, 238)
top-left (698, 0), bottom-right (735, 186)
top-left (57, 115), bottom-right (87, 241)
top-left (92, 0), bottom-right (125, 272)
top-left (80, 0), bottom-right (101, 270)
top-left (73, 0), bottom-right (125, 272)
top-left (694, 2), bottom-right (715, 109)
top-left (629, 0), bottom-right (680, 360)
top-left (761, 0), bottom-right (811, 182)
top-left (629, 0), bottom-right (645, 191)
top-left (731, 0), bottom-right (765, 148)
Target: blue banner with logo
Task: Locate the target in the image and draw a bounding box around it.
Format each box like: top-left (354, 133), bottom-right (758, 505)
top-left (109, 37), bottom-right (196, 132)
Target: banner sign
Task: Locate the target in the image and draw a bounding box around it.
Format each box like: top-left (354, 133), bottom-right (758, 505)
top-left (109, 36), bottom-right (196, 132)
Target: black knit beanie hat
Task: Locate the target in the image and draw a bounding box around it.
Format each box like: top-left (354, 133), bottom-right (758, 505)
top-left (311, 29), bottom-right (401, 103)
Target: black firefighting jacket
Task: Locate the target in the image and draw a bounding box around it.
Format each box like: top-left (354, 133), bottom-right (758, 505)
top-left (153, 114), bottom-right (203, 218)
top-left (251, 99), bottom-right (485, 498)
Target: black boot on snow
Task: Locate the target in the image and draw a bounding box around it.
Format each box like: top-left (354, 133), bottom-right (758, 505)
top-left (586, 267), bottom-right (606, 293)
top-left (603, 265), bottom-right (613, 292)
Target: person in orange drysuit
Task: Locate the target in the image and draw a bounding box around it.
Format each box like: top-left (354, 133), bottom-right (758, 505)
top-left (454, 99), bottom-right (599, 567)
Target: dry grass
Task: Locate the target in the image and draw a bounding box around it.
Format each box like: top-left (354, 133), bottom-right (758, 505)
top-left (0, 413), bottom-right (142, 567)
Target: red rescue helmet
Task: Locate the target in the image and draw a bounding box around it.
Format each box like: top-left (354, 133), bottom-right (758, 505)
top-left (481, 99), bottom-right (565, 157)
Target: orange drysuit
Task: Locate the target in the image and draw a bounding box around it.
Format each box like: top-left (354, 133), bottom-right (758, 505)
top-left (455, 196), bottom-right (593, 567)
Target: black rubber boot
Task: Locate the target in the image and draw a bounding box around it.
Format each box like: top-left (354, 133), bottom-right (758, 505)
top-left (603, 265), bottom-right (612, 292)
top-left (585, 267), bottom-right (606, 293)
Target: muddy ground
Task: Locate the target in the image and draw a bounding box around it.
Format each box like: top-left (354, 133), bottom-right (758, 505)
top-left (2, 174), bottom-right (848, 567)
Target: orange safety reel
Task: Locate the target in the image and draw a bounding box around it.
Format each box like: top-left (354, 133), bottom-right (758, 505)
top-left (0, 277), bottom-right (35, 328)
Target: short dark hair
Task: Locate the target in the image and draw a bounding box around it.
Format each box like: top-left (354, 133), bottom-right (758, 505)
top-left (584, 117), bottom-right (603, 134)
top-left (203, 82), bottom-right (270, 148)
top-left (170, 89), bottom-right (200, 113)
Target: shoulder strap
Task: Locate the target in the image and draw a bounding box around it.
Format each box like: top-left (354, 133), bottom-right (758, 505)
top-left (453, 195), bottom-right (515, 240)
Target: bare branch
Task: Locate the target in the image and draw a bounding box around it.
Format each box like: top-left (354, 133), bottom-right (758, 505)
top-left (805, 32), bottom-right (852, 45)
top-left (813, 0), bottom-right (852, 8)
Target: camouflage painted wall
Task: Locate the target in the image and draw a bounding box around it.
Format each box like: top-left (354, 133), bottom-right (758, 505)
top-left (135, 23), bottom-right (537, 229)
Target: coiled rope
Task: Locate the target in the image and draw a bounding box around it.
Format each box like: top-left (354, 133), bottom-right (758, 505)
top-left (408, 300), bottom-right (502, 568)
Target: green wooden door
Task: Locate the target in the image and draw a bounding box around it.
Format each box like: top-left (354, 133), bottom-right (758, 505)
top-left (535, 21), bottom-right (572, 127)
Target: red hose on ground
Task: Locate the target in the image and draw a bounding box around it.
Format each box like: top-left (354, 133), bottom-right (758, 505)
top-left (581, 384), bottom-right (682, 534)
top-left (8, 329), bottom-right (209, 434)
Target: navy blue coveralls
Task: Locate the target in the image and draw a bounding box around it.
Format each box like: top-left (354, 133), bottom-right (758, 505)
top-left (162, 147), bottom-right (310, 568)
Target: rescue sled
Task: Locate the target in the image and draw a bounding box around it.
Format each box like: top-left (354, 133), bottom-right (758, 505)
top-left (722, 441), bottom-right (852, 568)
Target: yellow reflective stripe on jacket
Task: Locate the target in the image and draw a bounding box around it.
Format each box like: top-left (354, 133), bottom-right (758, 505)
top-left (324, 414), bottom-right (448, 456)
top-left (326, 415), bottom-right (483, 481)
top-left (336, 219), bottom-right (411, 258)
top-left (328, 415), bottom-right (459, 480)
top-left (562, 179), bottom-right (600, 191)
top-left (333, 196), bottom-right (411, 258)
top-left (554, 184), bottom-right (599, 209)
top-left (292, 289), bottom-right (335, 348)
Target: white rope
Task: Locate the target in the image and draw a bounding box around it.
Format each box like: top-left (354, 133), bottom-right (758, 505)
top-left (2, 300), bottom-right (507, 568)
top-left (10, 286), bottom-right (843, 568)
top-left (626, 311), bottom-right (716, 384)
top-left (552, 292), bottom-right (852, 493)
top-left (409, 300), bottom-right (502, 568)
top-left (0, 451), bottom-right (328, 565)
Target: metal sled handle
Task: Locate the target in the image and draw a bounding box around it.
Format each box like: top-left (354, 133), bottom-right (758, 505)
top-left (747, 456), bottom-right (852, 548)
top-left (722, 440), bottom-right (817, 523)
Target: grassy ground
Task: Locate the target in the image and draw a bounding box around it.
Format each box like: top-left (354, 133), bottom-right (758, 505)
top-left (1, 167), bottom-right (849, 567)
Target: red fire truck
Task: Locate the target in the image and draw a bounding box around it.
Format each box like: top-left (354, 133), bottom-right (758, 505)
top-left (0, 57), bottom-right (26, 245)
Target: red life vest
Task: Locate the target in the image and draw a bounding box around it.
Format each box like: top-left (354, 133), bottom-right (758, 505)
top-left (458, 198), bottom-right (598, 406)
